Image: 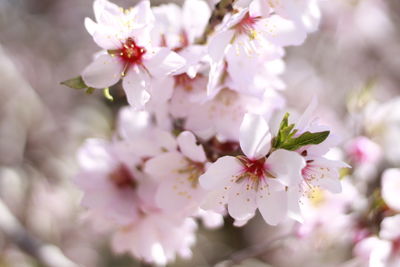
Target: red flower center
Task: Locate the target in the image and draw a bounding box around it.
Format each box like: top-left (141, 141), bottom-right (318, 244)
top-left (109, 164), bottom-right (136, 188)
top-left (237, 156), bottom-right (275, 182)
top-left (235, 14), bottom-right (260, 36)
top-left (117, 37), bottom-right (146, 65)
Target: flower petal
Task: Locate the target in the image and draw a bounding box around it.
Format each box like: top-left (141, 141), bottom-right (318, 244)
top-left (257, 189), bottom-right (288, 225)
top-left (144, 152), bottom-right (185, 180)
top-left (122, 66), bottom-right (151, 109)
top-left (208, 30), bottom-right (234, 62)
top-left (227, 182), bottom-right (257, 221)
top-left (199, 156), bottom-right (242, 190)
top-left (267, 149), bottom-right (305, 186)
top-left (177, 131), bottom-right (206, 162)
top-left (144, 48), bottom-right (186, 77)
top-left (82, 54), bottom-right (123, 88)
top-left (239, 113), bottom-right (271, 159)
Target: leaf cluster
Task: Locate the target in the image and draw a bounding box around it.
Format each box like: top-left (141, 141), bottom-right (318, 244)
top-left (272, 113), bottom-right (329, 151)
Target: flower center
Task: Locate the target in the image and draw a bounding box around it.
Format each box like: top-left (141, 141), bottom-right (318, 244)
top-left (177, 159), bottom-right (205, 188)
top-left (119, 37), bottom-right (146, 64)
top-left (109, 164), bottom-right (136, 188)
top-left (234, 14), bottom-right (260, 39)
top-left (237, 156), bottom-right (276, 183)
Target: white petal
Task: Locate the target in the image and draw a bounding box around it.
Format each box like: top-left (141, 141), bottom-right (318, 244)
top-left (92, 27), bottom-right (122, 50)
top-left (257, 190), bottom-right (287, 225)
top-left (77, 139), bottom-right (113, 171)
top-left (249, 0), bottom-right (270, 17)
top-left (129, 0), bottom-right (155, 26)
top-left (144, 48), bottom-right (186, 77)
top-left (208, 30), bottom-right (234, 62)
top-left (82, 54), bottom-right (123, 88)
top-left (239, 113), bottom-right (271, 159)
top-left (93, 0), bottom-right (123, 24)
top-left (296, 96), bottom-right (318, 133)
top-left (177, 131), bottom-right (206, 162)
top-left (84, 17), bottom-right (97, 36)
top-left (122, 66), bottom-right (151, 109)
top-left (182, 0), bottom-right (211, 42)
top-left (287, 188), bottom-right (303, 223)
top-left (156, 175), bottom-right (205, 212)
top-left (259, 15), bottom-right (307, 46)
top-left (227, 182), bottom-right (257, 221)
top-left (199, 156), bottom-right (242, 190)
top-left (144, 152), bottom-right (185, 179)
top-left (267, 149), bottom-right (305, 186)
top-left (382, 168), bottom-right (400, 211)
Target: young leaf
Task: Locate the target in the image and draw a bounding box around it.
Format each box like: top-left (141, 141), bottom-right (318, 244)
top-left (273, 113), bottom-right (330, 151)
top-left (279, 131), bottom-right (330, 151)
top-left (60, 76), bottom-right (88, 89)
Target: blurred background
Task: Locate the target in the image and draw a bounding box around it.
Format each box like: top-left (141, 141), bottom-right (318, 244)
top-left (0, 0), bottom-right (399, 266)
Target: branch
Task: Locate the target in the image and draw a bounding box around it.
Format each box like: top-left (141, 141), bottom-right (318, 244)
top-left (196, 0), bottom-right (237, 44)
top-left (215, 232), bottom-right (293, 266)
top-left (0, 198), bottom-right (79, 267)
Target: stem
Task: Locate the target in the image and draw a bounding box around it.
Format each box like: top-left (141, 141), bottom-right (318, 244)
top-left (196, 0), bottom-right (237, 44)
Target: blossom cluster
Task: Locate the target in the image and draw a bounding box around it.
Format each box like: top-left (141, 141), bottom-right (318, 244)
top-left (65, 0), bottom-right (350, 264)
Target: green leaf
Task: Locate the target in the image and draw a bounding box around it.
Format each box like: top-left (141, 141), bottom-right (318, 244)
top-left (279, 131), bottom-right (330, 151)
top-left (60, 76), bottom-right (88, 89)
top-left (103, 87), bottom-right (114, 101)
top-left (272, 113), bottom-right (330, 151)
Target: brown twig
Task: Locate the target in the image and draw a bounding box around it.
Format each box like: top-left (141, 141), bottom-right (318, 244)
top-left (195, 0), bottom-right (237, 44)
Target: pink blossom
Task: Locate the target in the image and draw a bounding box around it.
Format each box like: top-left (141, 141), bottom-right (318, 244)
top-left (346, 136), bottom-right (382, 165)
top-left (112, 213), bottom-right (197, 265)
top-left (199, 113), bottom-right (305, 225)
top-left (82, 0), bottom-right (185, 109)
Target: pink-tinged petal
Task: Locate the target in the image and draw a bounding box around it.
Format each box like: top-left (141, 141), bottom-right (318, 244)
top-left (382, 168), bottom-right (400, 211)
top-left (249, 0), bottom-right (270, 17)
top-left (182, 0), bottom-right (211, 42)
top-left (201, 189), bottom-right (229, 213)
top-left (117, 107), bottom-right (151, 140)
top-left (257, 189), bottom-right (287, 225)
top-left (156, 175), bottom-right (205, 213)
top-left (233, 218), bottom-right (252, 227)
top-left (312, 176), bottom-right (342, 194)
top-left (199, 156), bottom-right (242, 190)
top-left (239, 113), bottom-right (271, 159)
top-left (82, 54), bottom-right (123, 88)
top-left (128, 0), bottom-right (155, 26)
top-left (206, 60), bottom-right (224, 98)
top-left (296, 96), bottom-right (318, 133)
top-left (84, 17), bottom-right (97, 36)
top-left (144, 48), bottom-right (186, 77)
top-left (177, 131), bottom-right (206, 163)
top-left (93, 0), bottom-right (123, 25)
top-left (287, 188), bottom-right (303, 223)
top-left (197, 209), bottom-right (224, 229)
top-left (268, 149), bottom-right (305, 186)
top-left (259, 15), bottom-right (307, 46)
top-left (92, 27), bottom-right (123, 50)
top-left (208, 30), bottom-right (234, 62)
top-left (380, 215), bottom-right (400, 241)
top-left (122, 66), bottom-right (151, 109)
top-left (77, 139), bottom-right (114, 171)
top-left (144, 152), bottom-right (185, 180)
top-left (227, 182), bottom-right (257, 221)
